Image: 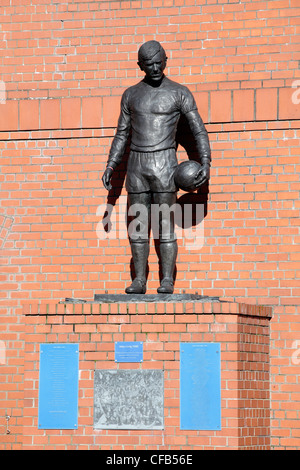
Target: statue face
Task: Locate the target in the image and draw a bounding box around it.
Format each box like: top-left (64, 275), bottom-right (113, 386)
top-left (139, 50), bottom-right (167, 82)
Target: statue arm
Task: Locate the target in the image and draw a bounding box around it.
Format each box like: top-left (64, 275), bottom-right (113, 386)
top-left (102, 92), bottom-right (131, 191)
top-left (184, 108), bottom-right (211, 187)
top-left (184, 109), bottom-right (211, 166)
top-left (106, 95), bottom-right (131, 170)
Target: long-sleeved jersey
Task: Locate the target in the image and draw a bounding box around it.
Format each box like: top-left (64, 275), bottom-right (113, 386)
top-left (106, 75), bottom-right (211, 169)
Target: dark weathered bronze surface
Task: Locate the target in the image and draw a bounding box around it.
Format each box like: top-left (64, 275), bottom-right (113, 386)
top-left (102, 41), bottom-right (211, 294)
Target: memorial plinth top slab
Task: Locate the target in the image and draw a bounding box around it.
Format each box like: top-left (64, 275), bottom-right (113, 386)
top-left (64, 294), bottom-right (221, 304)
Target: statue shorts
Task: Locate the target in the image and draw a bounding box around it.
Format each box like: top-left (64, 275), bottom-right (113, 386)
top-left (125, 148), bottom-right (178, 194)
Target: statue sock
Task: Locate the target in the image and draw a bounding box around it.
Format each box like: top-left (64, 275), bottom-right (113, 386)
top-left (157, 239), bottom-right (177, 294)
top-left (125, 240), bottom-right (149, 294)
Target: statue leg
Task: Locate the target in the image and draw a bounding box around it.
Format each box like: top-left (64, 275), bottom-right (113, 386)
top-left (125, 192), bottom-right (151, 294)
top-left (152, 192), bottom-right (178, 294)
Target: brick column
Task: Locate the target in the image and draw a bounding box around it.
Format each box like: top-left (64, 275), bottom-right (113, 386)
top-left (23, 300), bottom-right (272, 450)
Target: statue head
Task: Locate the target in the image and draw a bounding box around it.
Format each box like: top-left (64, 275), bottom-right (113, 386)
top-left (137, 40), bottom-right (167, 83)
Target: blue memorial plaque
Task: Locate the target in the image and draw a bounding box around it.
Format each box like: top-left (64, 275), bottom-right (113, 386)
top-left (180, 343), bottom-right (221, 430)
top-left (115, 342), bottom-right (143, 363)
top-left (38, 343), bottom-right (79, 429)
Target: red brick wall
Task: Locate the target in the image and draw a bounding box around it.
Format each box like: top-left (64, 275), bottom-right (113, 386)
top-left (0, 0), bottom-right (300, 450)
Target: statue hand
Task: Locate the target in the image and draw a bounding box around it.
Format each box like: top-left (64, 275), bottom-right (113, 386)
top-left (102, 167), bottom-right (114, 191)
top-left (194, 164), bottom-right (210, 188)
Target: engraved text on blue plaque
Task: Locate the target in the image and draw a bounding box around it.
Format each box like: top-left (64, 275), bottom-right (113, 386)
top-left (38, 343), bottom-right (79, 429)
top-left (180, 343), bottom-right (221, 430)
top-left (115, 342), bottom-right (143, 362)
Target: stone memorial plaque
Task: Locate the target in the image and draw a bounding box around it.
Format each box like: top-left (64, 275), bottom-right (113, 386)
top-left (180, 342), bottom-right (221, 430)
top-left (93, 370), bottom-right (164, 429)
top-left (93, 293), bottom-right (217, 303)
top-left (38, 343), bottom-right (79, 429)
